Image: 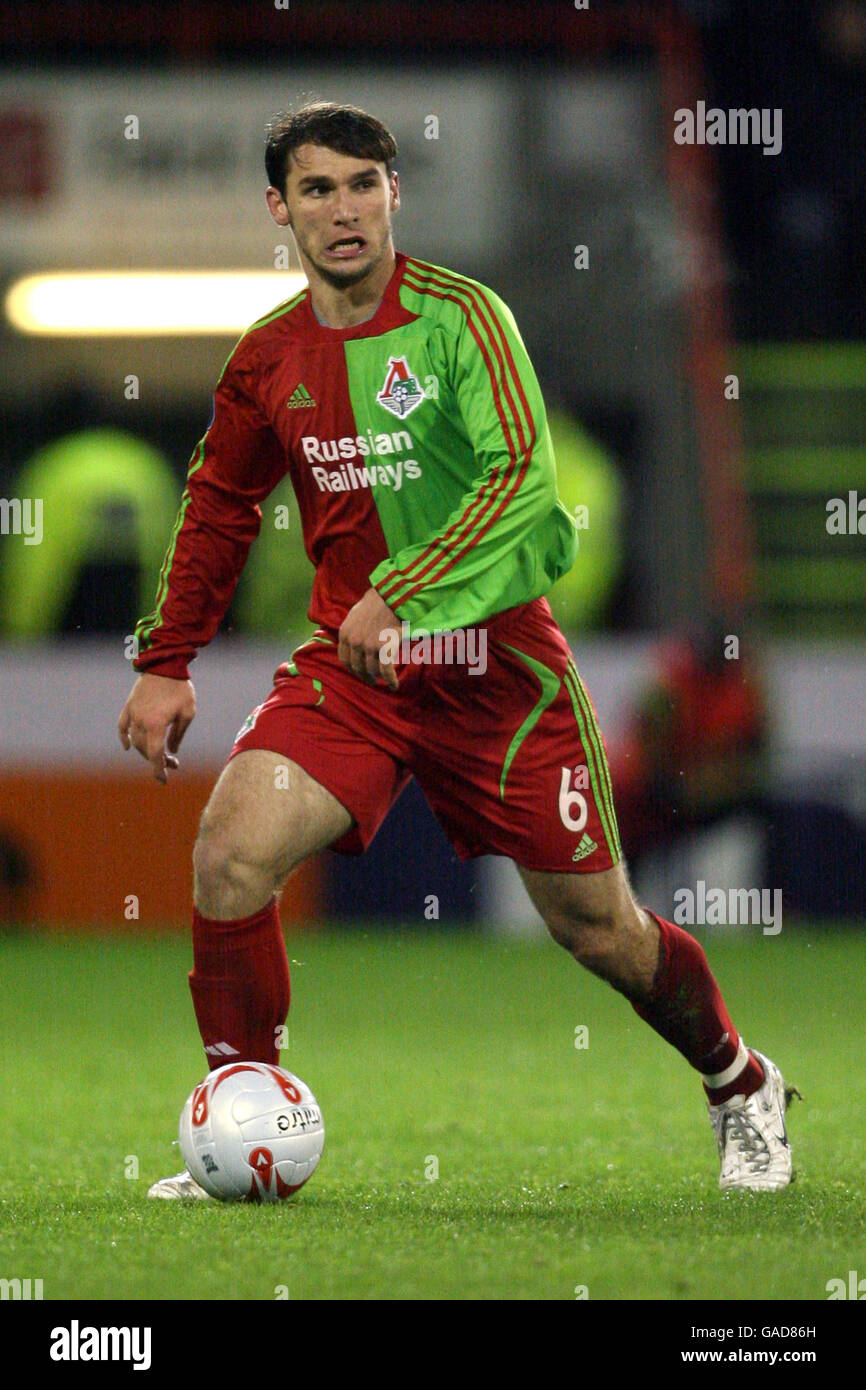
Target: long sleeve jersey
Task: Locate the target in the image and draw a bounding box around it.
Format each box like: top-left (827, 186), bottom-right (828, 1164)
top-left (133, 253), bottom-right (578, 679)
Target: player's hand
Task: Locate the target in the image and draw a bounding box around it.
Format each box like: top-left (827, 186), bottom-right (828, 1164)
top-left (338, 587), bottom-right (400, 691)
top-left (117, 673), bottom-right (197, 783)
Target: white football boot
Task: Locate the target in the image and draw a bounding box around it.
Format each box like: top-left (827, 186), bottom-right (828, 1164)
top-left (147, 1170), bottom-right (210, 1200)
top-left (709, 1048), bottom-right (799, 1192)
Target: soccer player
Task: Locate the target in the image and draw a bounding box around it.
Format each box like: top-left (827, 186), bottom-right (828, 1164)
top-left (118, 103), bottom-right (795, 1198)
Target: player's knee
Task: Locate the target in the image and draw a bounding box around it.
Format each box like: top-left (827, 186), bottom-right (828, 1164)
top-left (192, 816), bottom-right (272, 909)
top-left (543, 905), bottom-right (620, 974)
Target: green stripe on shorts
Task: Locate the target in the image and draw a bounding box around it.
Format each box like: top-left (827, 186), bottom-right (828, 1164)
top-left (567, 659), bottom-right (620, 851)
top-left (496, 642), bottom-right (562, 801)
top-left (563, 660), bottom-right (622, 862)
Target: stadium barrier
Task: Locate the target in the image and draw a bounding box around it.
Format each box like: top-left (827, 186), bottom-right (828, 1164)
top-left (0, 639), bottom-right (862, 928)
top-left (0, 767), bottom-right (322, 929)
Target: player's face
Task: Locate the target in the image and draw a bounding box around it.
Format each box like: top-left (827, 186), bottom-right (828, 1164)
top-left (267, 145), bottom-right (400, 290)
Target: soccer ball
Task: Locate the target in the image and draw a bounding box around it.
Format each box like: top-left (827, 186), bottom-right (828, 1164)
top-left (179, 1062), bottom-right (325, 1203)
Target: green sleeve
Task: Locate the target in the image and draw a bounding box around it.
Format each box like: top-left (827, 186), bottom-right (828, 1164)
top-left (370, 290), bottom-right (577, 631)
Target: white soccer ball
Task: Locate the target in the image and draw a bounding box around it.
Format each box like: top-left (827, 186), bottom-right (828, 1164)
top-left (179, 1062), bottom-right (325, 1202)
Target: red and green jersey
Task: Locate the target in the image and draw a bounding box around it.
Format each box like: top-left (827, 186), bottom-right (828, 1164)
top-left (134, 252), bottom-right (578, 679)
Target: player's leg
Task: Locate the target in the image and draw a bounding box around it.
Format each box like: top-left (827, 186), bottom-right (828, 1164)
top-left (193, 748), bottom-right (352, 920)
top-left (411, 600), bottom-right (795, 1190)
top-left (518, 859), bottom-right (760, 1090)
top-left (149, 653), bottom-right (410, 1199)
top-left (516, 859), bottom-right (658, 998)
top-left (518, 859), bottom-right (796, 1191)
top-left (186, 651), bottom-right (410, 1078)
top-left (187, 750), bottom-right (352, 1076)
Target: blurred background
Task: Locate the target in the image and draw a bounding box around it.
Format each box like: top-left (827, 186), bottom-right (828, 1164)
top-left (0, 0), bottom-right (863, 933)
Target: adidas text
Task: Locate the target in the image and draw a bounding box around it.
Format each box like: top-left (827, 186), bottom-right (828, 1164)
top-left (572, 833), bottom-right (597, 863)
top-left (287, 383), bottom-right (316, 409)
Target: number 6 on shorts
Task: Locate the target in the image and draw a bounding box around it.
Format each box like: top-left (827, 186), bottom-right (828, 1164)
top-left (558, 766), bottom-right (588, 833)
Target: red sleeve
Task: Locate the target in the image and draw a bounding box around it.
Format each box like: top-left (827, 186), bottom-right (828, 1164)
top-left (133, 344), bottom-right (287, 679)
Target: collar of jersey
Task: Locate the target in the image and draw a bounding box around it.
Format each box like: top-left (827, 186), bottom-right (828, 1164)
top-left (301, 251), bottom-right (410, 340)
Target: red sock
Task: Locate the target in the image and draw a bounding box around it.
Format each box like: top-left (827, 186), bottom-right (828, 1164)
top-left (188, 899), bottom-right (290, 1070)
top-left (632, 914), bottom-right (763, 1102)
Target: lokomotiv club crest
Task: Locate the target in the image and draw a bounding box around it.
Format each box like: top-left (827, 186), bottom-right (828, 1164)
top-left (376, 355), bottom-right (425, 419)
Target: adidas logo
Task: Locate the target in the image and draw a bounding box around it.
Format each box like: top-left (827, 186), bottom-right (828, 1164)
top-left (286, 382), bottom-right (316, 409)
top-left (572, 832), bottom-right (597, 863)
top-left (204, 1041), bottom-right (240, 1058)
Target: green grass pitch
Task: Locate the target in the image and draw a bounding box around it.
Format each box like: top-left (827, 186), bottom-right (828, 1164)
top-left (0, 924), bottom-right (863, 1301)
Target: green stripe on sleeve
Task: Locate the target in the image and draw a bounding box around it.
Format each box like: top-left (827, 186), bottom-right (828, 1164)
top-left (135, 438), bottom-right (206, 651)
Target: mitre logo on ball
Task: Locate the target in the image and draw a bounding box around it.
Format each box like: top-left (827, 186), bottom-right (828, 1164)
top-left (178, 1062), bottom-right (325, 1203)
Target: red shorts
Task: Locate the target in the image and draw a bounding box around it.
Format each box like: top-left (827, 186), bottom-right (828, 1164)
top-left (229, 597), bottom-right (622, 873)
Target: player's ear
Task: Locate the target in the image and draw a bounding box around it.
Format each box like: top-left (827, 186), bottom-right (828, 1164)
top-left (389, 171), bottom-right (400, 212)
top-left (266, 185), bottom-right (292, 227)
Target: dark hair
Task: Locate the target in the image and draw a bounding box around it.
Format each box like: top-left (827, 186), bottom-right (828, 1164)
top-left (265, 102), bottom-right (398, 193)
